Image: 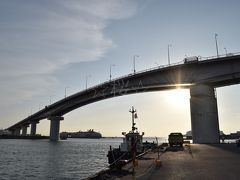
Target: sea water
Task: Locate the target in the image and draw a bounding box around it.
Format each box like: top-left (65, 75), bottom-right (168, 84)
top-left (0, 137), bottom-right (166, 180)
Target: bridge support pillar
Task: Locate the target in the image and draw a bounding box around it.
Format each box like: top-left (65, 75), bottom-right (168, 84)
top-left (30, 122), bottom-right (38, 136)
top-left (13, 128), bottom-right (21, 136)
top-left (21, 125), bottom-right (29, 136)
top-left (190, 84), bottom-right (220, 143)
top-left (48, 116), bottom-right (64, 141)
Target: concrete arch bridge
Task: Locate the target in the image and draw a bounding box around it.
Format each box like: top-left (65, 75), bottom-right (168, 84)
top-left (7, 54), bottom-right (240, 143)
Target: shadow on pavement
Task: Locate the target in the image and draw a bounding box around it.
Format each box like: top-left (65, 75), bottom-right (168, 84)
top-left (167, 146), bottom-right (184, 152)
top-left (207, 143), bottom-right (240, 154)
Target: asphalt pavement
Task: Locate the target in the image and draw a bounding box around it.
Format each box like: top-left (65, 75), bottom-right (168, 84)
top-left (115, 143), bottom-right (240, 180)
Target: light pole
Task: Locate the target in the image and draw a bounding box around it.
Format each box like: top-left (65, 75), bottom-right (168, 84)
top-left (224, 47), bottom-right (227, 55)
top-left (133, 55), bottom-right (139, 74)
top-left (110, 64), bottom-right (115, 81)
top-left (215, 33), bottom-right (219, 58)
top-left (168, 44), bottom-right (172, 65)
top-left (86, 75), bottom-right (91, 90)
top-left (49, 95), bottom-right (54, 105)
top-left (65, 86), bottom-right (69, 98)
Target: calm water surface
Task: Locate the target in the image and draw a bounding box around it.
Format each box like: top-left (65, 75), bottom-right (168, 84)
top-left (0, 137), bottom-right (164, 180)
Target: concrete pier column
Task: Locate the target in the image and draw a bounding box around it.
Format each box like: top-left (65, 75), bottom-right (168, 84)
top-left (190, 84), bottom-right (220, 143)
top-left (10, 130), bottom-right (15, 135)
top-left (48, 116), bottom-right (64, 141)
top-left (21, 125), bottom-right (29, 136)
top-left (13, 128), bottom-right (21, 136)
top-left (30, 122), bottom-right (38, 136)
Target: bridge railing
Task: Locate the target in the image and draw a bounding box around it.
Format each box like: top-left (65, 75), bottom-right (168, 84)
top-left (84, 61), bottom-right (184, 92)
top-left (85, 52), bottom-right (240, 93)
top-left (199, 52), bottom-right (240, 61)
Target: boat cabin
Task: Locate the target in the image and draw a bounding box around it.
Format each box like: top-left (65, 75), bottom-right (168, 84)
top-left (120, 131), bottom-right (144, 153)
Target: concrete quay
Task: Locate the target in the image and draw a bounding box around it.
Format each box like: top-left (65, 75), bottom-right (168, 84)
top-left (97, 144), bottom-right (240, 180)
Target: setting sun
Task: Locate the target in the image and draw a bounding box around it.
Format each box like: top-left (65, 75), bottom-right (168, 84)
top-left (162, 88), bottom-right (190, 108)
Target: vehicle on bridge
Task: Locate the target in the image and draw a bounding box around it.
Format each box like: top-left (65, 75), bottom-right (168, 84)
top-left (168, 132), bottom-right (184, 147)
top-left (184, 56), bottom-right (199, 64)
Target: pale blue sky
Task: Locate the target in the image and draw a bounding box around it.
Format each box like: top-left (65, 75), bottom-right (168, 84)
top-left (0, 0), bottom-right (240, 136)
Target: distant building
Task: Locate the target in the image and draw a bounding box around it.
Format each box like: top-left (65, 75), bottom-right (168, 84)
top-left (185, 131), bottom-right (192, 139)
top-left (219, 131), bottom-right (225, 136)
top-left (186, 131), bottom-right (192, 137)
top-left (185, 130), bottom-right (225, 139)
top-left (0, 129), bottom-right (11, 135)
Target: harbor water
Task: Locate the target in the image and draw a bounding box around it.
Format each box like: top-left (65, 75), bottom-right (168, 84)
top-left (0, 137), bottom-right (166, 180)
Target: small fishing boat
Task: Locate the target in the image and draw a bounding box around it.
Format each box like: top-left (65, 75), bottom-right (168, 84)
top-left (107, 107), bottom-right (145, 167)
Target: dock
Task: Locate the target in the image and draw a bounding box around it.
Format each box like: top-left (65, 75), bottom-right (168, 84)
top-left (91, 143), bottom-right (240, 179)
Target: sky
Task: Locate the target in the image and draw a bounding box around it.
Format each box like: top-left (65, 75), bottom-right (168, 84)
top-left (0, 0), bottom-right (240, 137)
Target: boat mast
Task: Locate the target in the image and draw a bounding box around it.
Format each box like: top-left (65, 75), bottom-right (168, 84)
top-left (129, 106), bottom-right (136, 132)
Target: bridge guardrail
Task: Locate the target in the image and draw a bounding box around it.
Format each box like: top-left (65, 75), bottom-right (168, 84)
top-left (87, 52), bottom-right (240, 92)
top-left (199, 52), bottom-right (240, 61)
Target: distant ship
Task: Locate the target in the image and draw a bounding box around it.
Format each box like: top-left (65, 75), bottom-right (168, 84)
top-left (60, 129), bottom-right (102, 140)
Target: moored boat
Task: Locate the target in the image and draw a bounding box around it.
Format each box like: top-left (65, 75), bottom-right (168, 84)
top-left (107, 107), bottom-right (145, 167)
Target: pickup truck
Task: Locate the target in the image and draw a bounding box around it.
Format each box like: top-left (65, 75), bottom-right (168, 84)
top-left (168, 132), bottom-right (184, 147)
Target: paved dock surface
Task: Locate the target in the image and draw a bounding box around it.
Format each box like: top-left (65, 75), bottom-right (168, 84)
top-left (114, 144), bottom-right (240, 180)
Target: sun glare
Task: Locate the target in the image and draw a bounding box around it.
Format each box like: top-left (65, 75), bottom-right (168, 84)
top-left (163, 88), bottom-right (190, 107)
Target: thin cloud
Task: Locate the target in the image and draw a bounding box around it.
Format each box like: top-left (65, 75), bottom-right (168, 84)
top-left (0, 0), bottom-right (137, 127)
top-left (0, 0), bottom-right (137, 98)
top-left (0, 0), bottom-right (136, 75)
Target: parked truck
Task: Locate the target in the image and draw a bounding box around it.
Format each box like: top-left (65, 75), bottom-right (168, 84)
top-left (168, 132), bottom-right (184, 147)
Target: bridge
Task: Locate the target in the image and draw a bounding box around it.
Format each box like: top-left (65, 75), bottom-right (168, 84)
top-left (7, 54), bottom-right (240, 143)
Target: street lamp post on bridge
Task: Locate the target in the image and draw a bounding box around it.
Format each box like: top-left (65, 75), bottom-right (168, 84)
top-left (168, 44), bottom-right (172, 65)
top-left (133, 55), bottom-right (139, 74)
top-left (86, 75), bottom-right (91, 90)
top-left (49, 95), bottom-right (54, 105)
top-left (224, 47), bottom-right (228, 55)
top-left (65, 86), bottom-right (70, 98)
top-left (110, 64), bottom-right (115, 81)
top-left (215, 33), bottom-right (219, 58)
